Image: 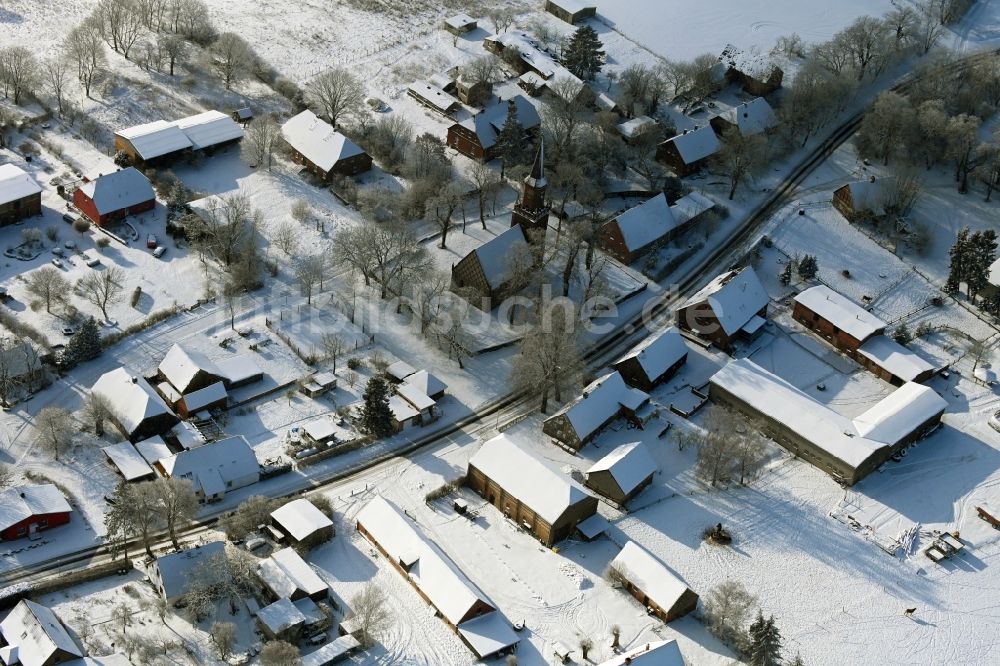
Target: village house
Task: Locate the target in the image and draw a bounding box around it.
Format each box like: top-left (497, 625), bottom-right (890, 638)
top-left (542, 371), bottom-right (653, 451)
top-left (102, 441), bottom-right (156, 482)
top-left (545, 0), bottom-right (596, 24)
top-left (151, 540), bottom-right (227, 605)
top-left (257, 547), bottom-right (329, 601)
top-left (719, 43), bottom-right (784, 95)
top-left (613, 327), bottom-right (688, 392)
top-left (709, 358), bottom-right (947, 485)
top-left (270, 498), bottom-right (334, 550)
top-left (281, 110), bottom-right (372, 179)
top-left (675, 266), bottom-right (769, 351)
top-left (709, 97), bottom-right (777, 136)
top-left (407, 81), bottom-right (462, 116)
top-left (596, 193), bottom-right (689, 264)
top-left (0, 600), bottom-right (84, 666)
top-left (597, 639), bottom-right (686, 666)
top-left (443, 13), bottom-right (477, 35)
top-left (446, 95), bottom-right (540, 161)
top-left (403, 370), bottom-right (447, 401)
top-left (114, 110), bottom-right (244, 165)
top-left (72, 167), bottom-right (156, 227)
top-left (454, 70), bottom-right (492, 106)
top-left (158, 343), bottom-right (224, 394)
top-left (92, 368), bottom-right (179, 442)
top-left (511, 140), bottom-right (550, 234)
top-left (356, 496), bottom-right (520, 659)
top-left (832, 176), bottom-right (895, 222)
top-left (466, 434), bottom-right (599, 545)
top-left (585, 441), bottom-right (658, 505)
top-left (0, 164), bottom-right (42, 226)
top-left (609, 541), bottom-right (699, 623)
top-left (156, 343), bottom-right (261, 411)
top-left (155, 436), bottom-right (260, 501)
top-left (0, 484), bottom-right (72, 542)
top-left (655, 126), bottom-right (721, 176)
top-left (451, 224), bottom-right (530, 310)
top-left (256, 597), bottom-right (306, 642)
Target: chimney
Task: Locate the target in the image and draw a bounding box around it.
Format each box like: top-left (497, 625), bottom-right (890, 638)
top-left (131, 376), bottom-right (138, 383)
top-left (869, 175), bottom-right (876, 183)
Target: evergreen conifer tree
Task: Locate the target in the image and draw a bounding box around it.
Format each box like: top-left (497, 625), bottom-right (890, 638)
top-left (361, 376), bottom-right (395, 438)
top-left (62, 318), bottom-right (101, 368)
top-left (563, 25), bottom-right (604, 80)
top-left (494, 102), bottom-right (526, 178)
top-left (946, 227), bottom-right (971, 294)
top-left (747, 611), bottom-right (783, 666)
top-left (797, 255), bottom-right (818, 280)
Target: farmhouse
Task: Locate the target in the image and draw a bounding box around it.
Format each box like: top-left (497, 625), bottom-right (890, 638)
top-left (102, 441), bottom-right (156, 482)
top-left (596, 193), bottom-right (689, 264)
top-left (485, 31), bottom-right (559, 78)
top-left (832, 176), bottom-right (894, 221)
top-left (613, 326), bottom-right (688, 392)
top-left (597, 640), bottom-right (686, 666)
top-left (675, 266), bottom-right (769, 351)
top-left (451, 224), bottom-right (530, 310)
top-left (719, 43), bottom-right (784, 95)
top-left (655, 126), bottom-right (721, 176)
top-left (545, 0), bottom-right (596, 24)
top-left (281, 110), bottom-right (372, 179)
top-left (609, 541), bottom-right (698, 622)
top-left (0, 600), bottom-right (83, 666)
top-left (92, 368), bottom-right (179, 442)
top-left (72, 167), bottom-right (156, 226)
top-left (443, 13), bottom-right (477, 35)
top-left (466, 434), bottom-right (599, 545)
top-left (446, 95), bottom-right (540, 161)
top-left (543, 371), bottom-right (652, 450)
top-left (257, 547), bottom-right (329, 601)
top-left (709, 358), bottom-right (947, 485)
top-left (407, 81), bottom-right (462, 115)
top-left (158, 344), bottom-right (262, 402)
top-left (585, 442), bottom-right (658, 504)
top-left (151, 540), bottom-right (226, 605)
top-left (710, 97), bottom-right (777, 136)
top-left (0, 484), bottom-right (72, 542)
top-left (270, 498), bottom-right (334, 549)
top-left (0, 164), bottom-right (42, 226)
top-left (356, 496), bottom-right (519, 659)
top-left (155, 436), bottom-right (259, 501)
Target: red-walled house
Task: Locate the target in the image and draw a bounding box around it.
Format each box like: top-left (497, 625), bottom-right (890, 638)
top-left (0, 484), bottom-right (72, 541)
top-left (73, 167), bottom-right (156, 226)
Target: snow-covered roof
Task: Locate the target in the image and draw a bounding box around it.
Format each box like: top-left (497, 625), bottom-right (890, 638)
top-left (617, 116), bottom-right (655, 140)
top-left (234, 107), bottom-right (253, 120)
top-left (587, 442), bottom-right (657, 497)
top-left (69, 654), bottom-right (134, 666)
top-left (456, 611), bottom-right (520, 659)
top-left (396, 382), bottom-right (435, 411)
top-left (852, 381), bottom-right (946, 443)
top-left (281, 110), bottom-right (365, 172)
top-left (458, 95), bottom-right (540, 150)
top-left (257, 598), bottom-right (306, 635)
top-left (0, 164), bottom-right (42, 205)
top-left (303, 417), bottom-right (337, 442)
top-left (468, 435), bottom-right (594, 524)
top-left (666, 125), bottom-right (720, 164)
top-left (92, 368), bottom-right (175, 436)
top-left (549, 0), bottom-right (595, 13)
top-left (403, 370), bottom-right (447, 397)
top-left (720, 43), bottom-right (781, 80)
top-left (840, 177), bottom-right (893, 214)
top-left (487, 31), bottom-right (559, 79)
top-left (609, 193), bottom-right (680, 254)
top-left (102, 442), bottom-right (155, 481)
top-left (444, 13), bottom-right (477, 30)
top-left (472, 224), bottom-right (529, 290)
top-left (215, 354), bottom-right (262, 385)
top-left (610, 542), bottom-right (693, 614)
top-left (158, 436), bottom-right (258, 497)
top-left (180, 381), bottom-right (227, 412)
top-left (172, 110), bottom-right (244, 150)
top-left (271, 498), bottom-right (333, 542)
top-left (547, 371), bottom-right (649, 442)
top-left (77, 167), bottom-right (155, 215)
top-left (597, 640), bottom-right (685, 666)
top-left (0, 600), bottom-right (82, 666)
top-left (679, 266), bottom-right (769, 337)
top-left (857, 335), bottom-right (936, 383)
top-left (155, 541), bottom-right (226, 600)
top-left (408, 81), bottom-right (461, 114)
top-left (794, 285), bottom-right (886, 342)
top-left (257, 547), bottom-right (328, 599)
top-left (116, 120), bottom-right (192, 160)
top-left (0, 485), bottom-right (72, 533)
top-left (671, 191), bottom-right (715, 225)
top-left (357, 496), bottom-right (494, 626)
top-left (300, 635), bottom-right (361, 666)
top-left (389, 395), bottom-right (420, 423)
top-left (173, 420), bottom-right (205, 449)
top-left (159, 343), bottom-right (223, 394)
top-left (135, 435), bottom-right (172, 464)
top-left (717, 97), bottom-right (777, 135)
top-left (387, 360), bottom-right (416, 381)
top-left (989, 257), bottom-right (1000, 288)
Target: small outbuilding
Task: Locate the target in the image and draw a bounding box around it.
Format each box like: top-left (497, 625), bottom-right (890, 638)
top-left (408, 81), bottom-right (462, 116)
top-left (719, 43), bottom-right (784, 95)
top-left (257, 547), bottom-right (329, 601)
top-left (281, 110), bottom-right (373, 179)
top-left (545, 0), bottom-right (597, 24)
top-left (257, 597), bottom-right (307, 641)
top-left (0, 484), bottom-right (72, 542)
top-left (597, 639), bottom-right (686, 666)
top-left (0, 164), bottom-right (42, 226)
top-left (832, 176), bottom-right (894, 221)
top-left (585, 442), bottom-right (658, 505)
top-left (271, 498), bottom-right (335, 549)
top-left (655, 126), bottom-right (721, 176)
top-left (609, 541), bottom-right (698, 622)
top-left (102, 441), bottom-right (156, 482)
top-left (73, 167), bottom-right (156, 226)
top-left (300, 635), bottom-right (362, 666)
top-left (443, 14), bottom-right (477, 35)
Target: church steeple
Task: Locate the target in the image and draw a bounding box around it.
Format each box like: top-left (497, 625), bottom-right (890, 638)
top-left (525, 137), bottom-right (545, 189)
top-left (510, 136), bottom-right (549, 238)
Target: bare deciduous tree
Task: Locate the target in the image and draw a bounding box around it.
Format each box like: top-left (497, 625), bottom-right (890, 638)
top-left (0, 46), bottom-right (40, 105)
top-left (65, 22), bottom-right (106, 98)
top-left (188, 193), bottom-right (262, 267)
top-left (210, 32), bottom-right (254, 89)
top-left (488, 8), bottom-right (516, 34)
top-left (510, 302), bottom-right (583, 413)
top-left (83, 391), bottom-right (114, 435)
top-left (703, 580), bottom-right (758, 652)
top-left (333, 223), bottom-right (430, 299)
top-left (210, 622), bottom-right (237, 662)
top-left (351, 583), bottom-right (390, 648)
top-left (77, 265), bottom-right (126, 321)
top-left (243, 113), bottom-right (279, 170)
top-left (35, 407), bottom-right (74, 460)
top-left (260, 640), bottom-right (299, 666)
top-left (270, 220), bottom-right (298, 255)
top-left (711, 127), bottom-right (768, 199)
top-left (41, 57), bottom-right (71, 116)
top-left (151, 476), bottom-right (198, 549)
top-left (307, 67), bottom-right (365, 129)
top-left (320, 333), bottom-right (345, 372)
top-left (469, 162), bottom-right (501, 229)
top-left (157, 32), bottom-right (186, 75)
top-left (26, 267), bottom-right (69, 314)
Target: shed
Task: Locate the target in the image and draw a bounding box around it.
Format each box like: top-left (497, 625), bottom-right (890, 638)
top-left (617, 116), bottom-right (656, 143)
top-left (408, 81), bottom-right (462, 115)
top-left (159, 343), bottom-right (225, 394)
top-left (857, 335), bottom-right (937, 385)
top-left (609, 541), bottom-right (698, 622)
top-left (389, 395), bottom-right (420, 431)
top-left (114, 120), bottom-right (192, 163)
top-left (73, 167), bottom-right (156, 226)
top-left (386, 361), bottom-right (416, 382)
top-left (102, 442), bottom-right (156, 481)
top-left (135, 435), bottom-right (173, 464)
top-left (257, 597), bottom-right (307, 641)
top-left (0, 164), bottom-right (43, 226)
top-left (545, 0), bottom-right (597, 24)
top-left (402, 370), bottom-right (447, 400)
top-left (172, 110), bottom-right (244, 151)
top-left (216, 354), bottom-right (264, 388)
top-left (710, 97), bottom-right (777, 136)
top-left (177, 381), bottom-right (227, 417)
top-left (614, 327), bottom-right (688, 391)
top-left (300, 635), bottom-right (362, 666)
top-left (271, 498), bottom-right (334, 547)
top-left (832, 177), bottom-right (894, 221)
top-left (586, 442), bottom-right (658, 504)
top-left (671, 191), bottom-right (715, 226)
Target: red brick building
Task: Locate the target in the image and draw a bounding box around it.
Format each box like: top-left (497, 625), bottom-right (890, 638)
top-left (281, 110), bottom-right (372, 179)
top-left (73, 167), bottom-right (156, 226)
top-left (447, 96), bottom-right (540, 161)
top-left (510, 139), bottom-right (549, 235)
top-left (655, 126), bottom-right (721, 176)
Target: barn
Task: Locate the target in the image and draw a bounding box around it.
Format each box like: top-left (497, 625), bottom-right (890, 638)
top-left (675, 266), bottom-right (768, 351)
top-left (72, 167), bottom-right (156, 226)
top-left (542, 371), bottom-right (652, 451)
top-left (408, 81), bottom-right (462, 115)
top-left (545, 0), bottom-right (596, 24)
top-left (710, 97), bottom-right (777, 136)
top-left (451, 224), bottom-right (530, 310)
top-left (655, 126), bottom-right (721, 176)
top-left (609, 541), bottom-right (698, 622)
top-left (114, 111), bottom-right (243, 164)
top-left (832, 176), bottom-right (894, 221)
top-left (596, 193), bottom-right (685, 264)
top-left (466, 434), bottom-right (598, 546)
top-left (0, 164), bottom-right (42, 226)
top-left (281, 110), bottom-right (372, 179)
top-left (92, 367), bottom-right (179, 442)
top-left (585, 442), bottom-right (658, 505)
top-left (0, 484), bottom-right (72, 541)
top-left (446, 96), bottom-right (540, 161)
top-left (613, 326), bottom-right (688, 392)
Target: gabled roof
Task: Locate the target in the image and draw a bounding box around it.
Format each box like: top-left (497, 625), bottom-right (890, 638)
top-left (154, 541), bottom-right (226, 600)
top-left (257, 597), bottom-right (306, 635)
top-left (116, 120), bottom-right (192, 160)
top-left (852, 381), bottom-right (946, 443)
top-left (134, 435), bottom-right (172, 464)
top-left (720, 43), bottom-right (781, 81)
top-left (597, 640), bottom-right (685, 666)
top-left (387, 360), bottom-right (416, 381)
top-left (172, 110), bottom-right (244, 150)
top-left (610, 542), bottom-right (694, 615)
top-left (300, 636), bottom-right (362, 666)
top-left (486, 31), bottom-right (560, 79)
top-left (271, 498), bottom-right (333, 542)
top-left (665, 126), bottom-right (720, 164)
top-left (444, 13), bottom-right (477, 30)
top-left (794, 285), bottom-right (886, 342)
top-left (0, 164), bottom-right (42, 205)
top-left (0, 485), bottom-right (72, 532)
top-left (470, 224), bottom-right (529, 290)
top-left (617, 115), bottom-right (656, 140)
top-left (548, 0), bottom-right (595, 13)
top-left (180, 381), bottom-right (227, 412)
top-left (389, 395), bottom-right (420, 423)
top-left (0, 600), bottom-right (83, 666)
top-left (617, 327), bottom-right (687, 382)
top-left (92, 367), bottom-right (175, 436)
top-left (858, 335), bottom-right (938, 382)
top-left (216, 354), bottom-right (263, 385)
top-left (257, 547), bottom-right (328, 599)
top-left (458, 95), bottom-right (540, 151)
top-left (77, 167), bottom-right (155, 215)
top-left (102, 442), bottom-right (155, 481)
top-left (408, 81), bottom-right (461, 114)
top-left (671, 191), bottom-right (714, 225)
top-left (989, 256), bottom-right (1000, 288)
top-left (468, 435), bottom-right (594, 524)
top-left (546, 371), bottom-right (649, 442)
top-left (403, 370), bottom-right (447, 397)
top-left (587, 442), bottom-right (657, 497)
top-left (158, 436), bottom-right (258, 496)
top-left (396, 382), bottom-right (435, 411)
top-left (356, 496), bottom-right (493, 626)
top-left (281, 110), bottom-right (365, 173)
top-left (159, 343), bottom-right (223, 394)
top-left (679, 266), bottom-right (769, 337)
top-left (717, 97), bottom-right (777, 135)
top-left (608, 193), bottom-right (680, 253)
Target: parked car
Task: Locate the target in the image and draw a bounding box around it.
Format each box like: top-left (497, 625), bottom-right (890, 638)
top-left (62, 213), bottom-right (78, 224)
top-left (146, 234), bottom-right (157, 249)
top-left (152, 245), bottom-right (166, 258)
top-left (990, 409), bottom-right (1000, 434)
top-left (64, 240), bottom-right (76, 250)
top-left (51, 258), bottom-right (63, 269)
top-left (51, 247), bottom-right (64, 256)
top-left (84, 254), bottom-right (100, 267)
top-left (61, 326), bottom-right (75, 336)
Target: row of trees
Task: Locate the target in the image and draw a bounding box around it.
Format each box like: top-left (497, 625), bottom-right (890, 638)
top-left (104, 476), bottom-right (200, 558)
top-left (703, 581), bottom-right (800, 665)
top-left (946, 227), bottom-right (998, 303)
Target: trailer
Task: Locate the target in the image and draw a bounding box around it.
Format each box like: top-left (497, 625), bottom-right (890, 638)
top-left (976, 506), bottom-right (1000, 530)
